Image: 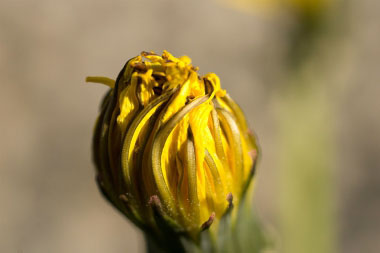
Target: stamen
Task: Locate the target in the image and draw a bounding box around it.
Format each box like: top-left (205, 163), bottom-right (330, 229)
top-left (86, 76), bottom-right (115, 88)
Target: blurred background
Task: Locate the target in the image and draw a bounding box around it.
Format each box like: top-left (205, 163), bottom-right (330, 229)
top-left (1, 0), bottom-right (379, 252)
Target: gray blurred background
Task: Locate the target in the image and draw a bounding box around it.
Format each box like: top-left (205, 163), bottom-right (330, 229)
top-left (1, 0), bottom-right (379, 252)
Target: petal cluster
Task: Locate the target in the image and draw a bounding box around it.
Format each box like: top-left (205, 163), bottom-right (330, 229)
top-left (88, 51), bottom-right (258, 237)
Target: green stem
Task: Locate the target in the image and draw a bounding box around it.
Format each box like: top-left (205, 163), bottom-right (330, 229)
top-left (276, 68), bottom-right (337, 253)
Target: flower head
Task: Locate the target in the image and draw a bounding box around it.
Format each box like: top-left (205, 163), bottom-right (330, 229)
top-left (88, 51), bottom-right (258, 240)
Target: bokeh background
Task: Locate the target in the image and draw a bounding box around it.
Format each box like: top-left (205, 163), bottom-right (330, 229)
top-left (1, 0), bottom-right (379, 252)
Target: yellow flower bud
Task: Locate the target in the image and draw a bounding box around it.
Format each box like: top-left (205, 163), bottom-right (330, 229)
top-left (88, 51), bottom-right (258, 241)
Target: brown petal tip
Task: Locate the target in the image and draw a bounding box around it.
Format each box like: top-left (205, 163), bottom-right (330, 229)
top-left (148, 195), bottom-right (162, 210)
top-left (226, 193), bottom-right (234, 209)
top-left (119, 194), bottom-right (129, 203)
top-left (141, 51), bottom-right (157, 56)
top-left (201, 212), bottom-right (216, 231)
top-left (132, 62), bottom-right (147, 72)
top-left (249, 149), bottom-right (257, 160)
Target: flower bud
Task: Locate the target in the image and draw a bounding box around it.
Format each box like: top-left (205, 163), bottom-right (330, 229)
top-left (88, 51), bottom-right (258, 241)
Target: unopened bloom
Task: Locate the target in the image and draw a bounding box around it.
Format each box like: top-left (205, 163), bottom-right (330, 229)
top-left (88, 51), bottom-right (258, 242)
